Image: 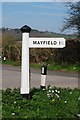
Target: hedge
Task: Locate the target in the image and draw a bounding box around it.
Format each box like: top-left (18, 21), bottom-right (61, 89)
top-left (2, 39), bottom-right (80, 64)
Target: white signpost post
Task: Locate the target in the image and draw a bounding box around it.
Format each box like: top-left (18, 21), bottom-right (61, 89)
top-left (20, 25), bottom-right (66, 97)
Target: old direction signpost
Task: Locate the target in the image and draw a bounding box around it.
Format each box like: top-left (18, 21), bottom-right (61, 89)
top-left (20, 25), bottom-right (66, 96)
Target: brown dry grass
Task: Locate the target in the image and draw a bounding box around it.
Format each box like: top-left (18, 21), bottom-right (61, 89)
top-left (0, 33), bottom-right (2, 50)
top-left (0, 33), bottom-right (2, 41)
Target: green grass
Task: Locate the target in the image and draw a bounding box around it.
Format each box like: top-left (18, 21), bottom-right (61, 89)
top-left (1, 60), bottom-right (80, 72)
top-left (0, 91), bottom-right (2, 120)
top-left (1, 87), bottom-right (80, 119)
top-left (0, 59), bottom-right (2, 64)
top-left (2, 60), bottom-right (21, 66)
top-left (30, 63), bottom-right (80, 72)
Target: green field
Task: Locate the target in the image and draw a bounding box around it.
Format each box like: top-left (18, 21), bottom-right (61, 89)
top-left (0, 91), bottom-right (2, 120)
top-left (1, 87), bottom-right (80, 119)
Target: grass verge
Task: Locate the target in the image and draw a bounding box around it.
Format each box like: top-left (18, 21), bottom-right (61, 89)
top-left (0, 91), bottom-right (2, 120)
top-left (2, 60), bottom-right (21, 66)
top-left (30, 63), bottom-right (80, 72)
top-left (1, 60), bottom-right (80, 72)
top-left (1, 87), bottom-right (80, 119)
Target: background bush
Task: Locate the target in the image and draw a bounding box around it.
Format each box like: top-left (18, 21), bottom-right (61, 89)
top-left (55, 39), bottom-right (80, 64)
top-left (2, 39), bottom-right (80, 65)
top-left (30, 39), bottom-right (80, 64)
top-left (2, 42), bottom-right (21, 61)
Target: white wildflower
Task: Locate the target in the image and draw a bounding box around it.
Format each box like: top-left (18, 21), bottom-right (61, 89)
top-left (47, 93), bottom-right (50, 98)
top-left (55, 94), bottom-right (59, 98)
top-left (14, 101), bottom-right (16, 104)
top-left (18, 106), bottom-right (20, 109)
top-left (52, 90), bottom-right (54, 93)
top-left (49, 90), bottom-right (51, 93)
top-left (77, 114), bottom-right (80, 117)
top-left (78, 97), bottom-right (80, 101)
top-left (55, 90), bottom-right (58, 92)
top-left (64, 101), bottom-right (67, 103)
top-left (73, 67), bottom-right (77, 70)
top-left (57, 91), bottom-right (60, 94)
top-left (43, 88), bottom-right (45, 91)
top-left (52, 99), bottom-right (55, 102)
top-left (70, 92), bottom-right (72, 94)
top-left (47, 93), bottom-right (50, 96)
top-left (49, 86), bottom-right (52, 89)
top-left (12, 113), bottom-right (15, 116)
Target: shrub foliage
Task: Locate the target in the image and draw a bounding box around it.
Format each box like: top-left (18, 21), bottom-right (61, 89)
top-left (2, 39), bottom-right (80, 64)
top-left (1, 87), bottom-right (80, 119)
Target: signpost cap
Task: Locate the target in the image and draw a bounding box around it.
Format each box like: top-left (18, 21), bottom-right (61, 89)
top-left (20, 25), bottom-right (31, 33)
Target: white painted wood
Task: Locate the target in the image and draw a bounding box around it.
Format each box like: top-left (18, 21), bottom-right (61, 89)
top-left (20, 25), bottom-right (66, 94)
top-left (21, 33), bottom-right (30, 94)
top-left (42, 67), bottom-right (44, 74)
top-left (29, 38), bottom-right (65, 48)
top-left (41, 75), bottom-right (46, 87)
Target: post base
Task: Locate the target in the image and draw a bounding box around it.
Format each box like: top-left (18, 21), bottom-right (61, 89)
top-left (21, 94), bottom-right (31, 99)
top-left (21, 88), bottom-right (37, 99)
top-left (40, 85), bottom-right (45, 89)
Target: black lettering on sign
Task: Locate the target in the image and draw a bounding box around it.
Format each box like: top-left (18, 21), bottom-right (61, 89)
top-left (54, 41), bottom-right (57, 45)
top-left (33, 40), bottom-right (58, 45)
top-left (33, 41), bottom-right (37, 44)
